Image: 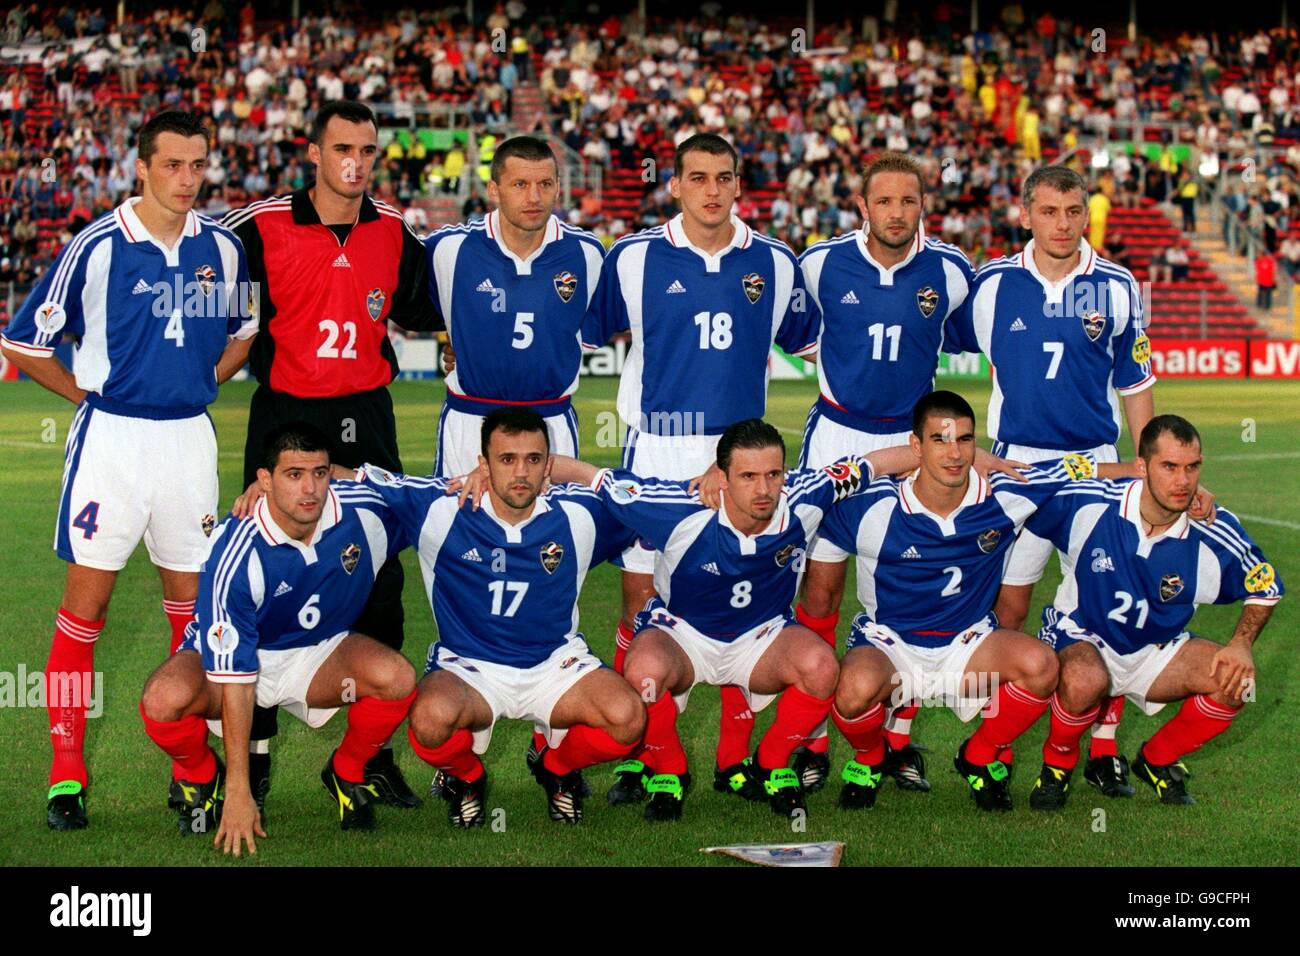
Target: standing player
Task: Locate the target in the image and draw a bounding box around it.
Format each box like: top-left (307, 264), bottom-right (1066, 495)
top-left (946, 164), bottom-right (1165, 796)
top-left (0, 110), bottom-right (259, 830)
top-left (790, 151), bottom-right (976, 792)
top-left (548, 420), bottom-right (926, 820)
top-left (343, 409), bottom-right (645, 827)
top-left (580, 133), bottom-right (818, 793)
top-left (223, 100), bottom-right (442, 810)
top-left (1024, 416), bottom-right (1281, 808)
top-left (426, 135), bottom-right (604, 476)
top-left (803, 392), bottom-right (1134, 812)
top-left (139, 423), bottom-right (417, 853)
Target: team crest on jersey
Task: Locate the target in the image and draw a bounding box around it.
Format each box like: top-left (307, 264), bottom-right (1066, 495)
top-left (1159, 573), bottom-right (1184, 602)
top-left (742, 272), bottom-right (765, 304)
top-left (916, 285), bottom-right (939, 318)
top-left (1132, 334), bottom-right (1151, 364)
top-left (774, 543), bottom-right (797, 568)
top-left (341, 543), bottom-right (362, 575)
top-left (201, 514), bottom-right (216, 537)
top-left (34, 302), bottom-right (66, 336)
top-left (554, 271), bottom-right (579, 303)
top-left (540, 541), bottom-right (565, 574)
top-left (366, 287), bottom-right (386, 321)
top-left (608, 478), bottom-right (641, 504)
top-left (195, 264), bottom-right (217, 296)
top-left (977, 528), bottom-right (1002, 554)
top-left (1245, 562), bottom-right (1275, 593)
top-left (821, 460), bottom-right (863, 501)
top-left (1081, 309), bottom-right (1106, 342)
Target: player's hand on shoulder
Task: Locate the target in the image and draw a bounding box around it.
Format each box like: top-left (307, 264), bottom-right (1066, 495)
top-left (974, 446), bottom-right (1029, 483)
top-left (688, 462), bottom-right (724, 510)
top-left (449, 466), bottom-right (488, 510)
top-left (214, 789), bottom-right (265, 858)
top-left (231, 479), bottom-right (265, 518)
top-left (1209, 638), bottom-right (1254, 703)
top-left (1189, 484), bottom-right (1216, 524)
top-left (330, 463), bottom-right (358, 482)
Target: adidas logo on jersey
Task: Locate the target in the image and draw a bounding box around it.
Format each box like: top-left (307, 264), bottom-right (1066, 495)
top-left (901, 545), bottom-right (922, 559)
top-left (840, 290), bottom-right (860, 304)
top-left (701, 561), bottom-right (720, 575)
top-left (1010, 317), bottom-right (1027, 331)
top-left (666, 280), bottom-right (686, 294)
top-left (475, 279), bottom-right (495, 292)
top-left (332, 252), bottom-right (351, 268)
top-left (131, 278), bottom-right (152, 295)
top-left (461, 548), bottom-right (483, 562)
top-left (274, 581), bottom-right (293, 597)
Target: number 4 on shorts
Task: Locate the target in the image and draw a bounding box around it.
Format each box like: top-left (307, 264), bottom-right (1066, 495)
top-left (73, 501), bottom-right (100, 539)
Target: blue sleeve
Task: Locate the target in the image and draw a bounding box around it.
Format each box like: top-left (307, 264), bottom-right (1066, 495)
top-left (355, 465), bottom-right (449, 542)
top-left (557, 485), bottom-right (639, 564)
top-left (1203, 510), bottom-right (1285, 606)
top-left (1021, 485), bottom-right (1092, 549)
top-left (775, 258), bottom-right (819, 356)
top-left (193, 523), bottom-right (262, 683)
top-left (423, 232), bottom-right (443, 319)
top-left (581, 244), bottom-right (630, 348)
top-left (1113, 278), bottom-right (1155, 393)
top-left (226, 238), bottom-right (258, 338)
top-left (593, 468), bottom-right (702, 551)
top-left (990, 452), bottom-right (1101, 513)
top-left (940, 254), bottom-right (977, 354)
top-left (787, 456), bottom-right (875, 513)
top-left (332, 479), bottom-right (410, 558)
top-left (0, 238), bottom-right (92, 356)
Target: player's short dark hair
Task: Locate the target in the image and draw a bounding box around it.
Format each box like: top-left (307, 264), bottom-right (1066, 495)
top-left (137, 111), bottom-right (209, 165)
top-left (912, 390), bottom-right (977, 436)
top-left (261, 421), bottom-right (332, 472)
top-left (481, 407), bottom-right (550, 457)
top-left (491, 136), bottom-right (558, 183)
top-left (674, 133), bottom-right (739, 177)
top-left (863, 151), bottom-right (925, 197)
top-left (310, 100), bottom-right (378, 145)
top-left (716, 419), bottom-right (784, 473)
top-left (1021, 165), bottom-right (1087, 208)
top-left (1139, 414), bottom-right (1202, 461)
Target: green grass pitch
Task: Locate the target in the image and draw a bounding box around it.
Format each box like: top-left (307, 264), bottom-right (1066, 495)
top-left (1, 375), bottom-right (1296, 866)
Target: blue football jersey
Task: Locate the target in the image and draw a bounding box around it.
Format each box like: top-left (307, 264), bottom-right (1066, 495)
top-left (189, 482), bottom-right (406, 683)
top-left (581, 214), bottom-right (817, 435)
top-left (799, 225), bottom-right (974, 433)
top-left (593, 457), bottom-right (872, 640)
top-left (1025, 480), bottom-right (1284, 655)
top-left (1, 198), bottom-right (258, 415)
top-left (356, 465), bottom-right (634, 668)
top-left (810, 456), bottom-right (1098, 647)
top-left (951, 239), bottom-right (1154, 449)
top-left (425, 211), bottom-right (605, 415)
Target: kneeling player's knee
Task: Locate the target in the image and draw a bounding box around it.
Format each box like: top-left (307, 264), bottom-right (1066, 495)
top-left (604, 692), bottom-right (646, 744)
top-left (373, 655), bottom-right (416, 700)
top-left (623, 657), bottom-right (667, 702)
top-left (797, 646), bottom-right (839, 699)
top-left (834, 665), bottom-right (879, 717)
top-left (409, 694), bottom-right (457, 747)
top-left (1058, 657), bottom-right (1107, 711)
top-left (1020, 644), bottom-right (1059, 695)
top-left (141, 671), bottom-right (190, 723)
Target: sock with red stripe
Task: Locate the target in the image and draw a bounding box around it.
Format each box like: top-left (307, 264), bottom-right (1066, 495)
top-left (1042, 696), bottom-right (1101, 771)
top-left (832, 702), bottom-right (886, 765)
top-left (715, 684), bottom-right (755, 768)
top-left (333, 690), bottom-right (416, 783)
top-left (1087, 695), bottom-right (1125, 758)
top-left (1142, 695), bottom-right (1238, 765)
top-left (794, 605), bottom-right (838, 753)
top-left (965, 682), bottom-right (1050, 765)
top-left (613, 620), bottom-right (635, 675)
top-left (757, 685), bottom-right (834, 770)
top-left (407, 725), bottom-right (483, 782)
top-left (543, 725), bottom-right (635, 775)
top-left (531, 730), bottom-right (547, 754)
top-left (163, 599), bottom-right (195, 655)
top-left (47, 609), bottom-right (102, 788)
top-left (882, 702), bottom-right (919, 751)
top-left (139, 702), bottom-right (217, 782)
top-left (641, 695), bottom-right (687, 775)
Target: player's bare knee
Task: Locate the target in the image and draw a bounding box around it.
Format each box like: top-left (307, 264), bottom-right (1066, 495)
top-left (140, 672), bottom-right (189, 723)
top-left (603, 691), bottom-right (646, 744)
top-left (1207, 688), bottom-right (1244, 712)
top-left (409, 694), bottom-right (457, 747)
top-left (1015, 643), bottom-right (1058, 696)
top-left (1057, 655), bottom-right (1107, 712)
top-left (833, 665), bottom-right (877, 718)
top-left (796, 645), bottom-right (838, 699)
top-left (372, 654), bottom-right (416, 700)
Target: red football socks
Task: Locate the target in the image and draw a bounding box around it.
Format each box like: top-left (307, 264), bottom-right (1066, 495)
top-left (407, 725), bottom-right (483, 782)
top-left (716, 684), bottom-right (755, 768)
top-left (882, 702), bottom-right (919, 751)
top-left (163, 599), bottom-right (195, 655)
top-left (333, 690), bottom-right (416, 782)
top-left (139, 703), bottom-right (217, 782)
top-left (965, 682), bottom-right (1049, 765)
top-left (1142, 695), bottom-right (1238, 765)
top-left (832, 701), bottom-right (886, 765)
top-left (795, 604), bottom-right (839, 647)
top-left (1042, 695), bottom-right (1101, 771)
top-left (1087, 694), bottom-right (1125, 758)
top-left (641, 694), bottom-right (687, 775)
top-left (543, 724), bottom-right (634, 775)
top-left (613, 620), bottom-right (635, 674)
top-left (757, 685), bottom-right (833, 769)
top-left (47, 608), bottom-right (102, 787)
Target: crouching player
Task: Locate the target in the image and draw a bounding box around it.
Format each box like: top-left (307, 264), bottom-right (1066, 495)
top-left (139, 423), bottom-right (417, 853)
top-left (803, 391), bottom-right (1132, 812)
top-left (549, 420), bottom-right (925, 821)
top-left (347, 408), bottom-right (644, 828)
top-left (1026, 415), bottom-right (1282, 808)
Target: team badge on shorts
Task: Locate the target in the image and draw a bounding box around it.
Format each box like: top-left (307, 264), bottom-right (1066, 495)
top-left (34, 302), bottom-right (66, 336)
top-left (554, 271), bottom-right (579, 303)
top-left (1132, 333), bottom-right (1151, 364)
top-left (1159, 573), bottom-right (1184, 602)
top-left (340, 543), bottom-right (362, 575)
top-left (1081, 310), bottom-right (1106, 342)
top-left (540, 541), bottom-right (565, 574)
top-left (774, 543), bottom-right (797, 568)
top-left (977, 528), bottom-right (1002, 553)
top-left (742, 272), bottom-right (765, 304)
top-left (916, 285), bottom-right (939, 318)
top-left (366, 287), bottom-right (386, 320)
top-left (195, 264), bottom-right (216, 296)
top-left (1244, 562), bottom-right (1275, 593)
top-left (201, 514), bottom-right (216, 537)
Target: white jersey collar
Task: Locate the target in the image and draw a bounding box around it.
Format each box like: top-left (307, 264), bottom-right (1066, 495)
top-left (856, 218), bottom-right (926, 285)
top-left (480, 489), bottom-right (551, 543)
top-left (898, 468), bottom-right (987, 536)
top-left (485, 208), bottom-right (562, 275)
top-left (253, 486), bottom-right (343, 557)
top-left (717, 487), bottom-right (790, 555)
top-left (115, 196), bottom-right (201, 257)
top-left (1019, 237), bottom-right (1096, 303)
top-left (664, 213), bottom-right (752, 272)
top-left (1120, 480), bottom-right (1190, 544)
